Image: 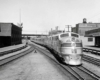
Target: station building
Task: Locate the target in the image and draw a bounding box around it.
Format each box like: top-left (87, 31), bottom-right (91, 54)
top-left (0, 23), bottom-right (22, 47)
top-left (72, 18), bottom-right (100, 46)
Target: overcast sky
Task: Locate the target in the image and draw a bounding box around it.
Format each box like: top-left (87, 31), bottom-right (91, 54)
top-left (0, 0), bottom-right (100, 34)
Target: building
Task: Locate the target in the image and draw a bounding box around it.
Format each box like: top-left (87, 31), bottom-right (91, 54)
top-left (72, 19), bottom-right (100, 46)
top-left (72, 23), bottom-right (100, 36)
top-left (0, 23), bottom-right (22, 47)
top-left (85, 28), bottom-right (100, 46)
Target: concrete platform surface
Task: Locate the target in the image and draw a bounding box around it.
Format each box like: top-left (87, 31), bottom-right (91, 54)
top-left (0, 49), bottom-right (70, 80)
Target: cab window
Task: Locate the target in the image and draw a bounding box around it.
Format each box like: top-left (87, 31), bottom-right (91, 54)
top-left (60, 33), bottom-right (69, 38)
top-left (55, 36), bottom-right (59, 40)
top-left (71, 33), bottom-right (79, 37)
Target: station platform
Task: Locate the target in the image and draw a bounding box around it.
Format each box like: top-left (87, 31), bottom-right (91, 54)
top-left (83, 52), bottom-right (100, 59)
top-left (0, 43), bottom-right (31, 61)
top-left (83, 46), bottom-right (100, 59)
top-left (0, 43), bottom-right (26, 52)
top-left (84, 46), bottom-right (100, 51)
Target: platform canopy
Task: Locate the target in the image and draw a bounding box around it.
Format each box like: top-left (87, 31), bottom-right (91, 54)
top-left (85, 28), bottom-right (100, 37)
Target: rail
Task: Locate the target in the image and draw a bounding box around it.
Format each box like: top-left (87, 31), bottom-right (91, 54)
top-left (0, 44), bottom-right (27, 56)
top-left (0, 44), bottom-right (34, 66)
top-left (83, 48), bottom-right (100, 55)
top-left (82, 54), bottom-right (100, 66)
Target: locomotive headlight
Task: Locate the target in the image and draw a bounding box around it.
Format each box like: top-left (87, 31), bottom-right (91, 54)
top-left (72, 49), bottom-right (77, 53)
top-left (66, 56), bottom-right (70, 61)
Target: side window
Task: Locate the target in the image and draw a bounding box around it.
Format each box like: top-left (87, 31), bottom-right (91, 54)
top-left (71, 33), bottom-right (79, 37)
top-left (88, 37), bottom-right (93, 42)
top-left (55, 36), bottom-right (59, 40)
top-left (52, 36), bottom-right (59, 40)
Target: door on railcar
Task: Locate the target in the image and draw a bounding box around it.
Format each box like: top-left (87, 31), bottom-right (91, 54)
top-left (52, 36), bottom-right (60, 52)
top-left (48, 37), bottom-right (52, 48)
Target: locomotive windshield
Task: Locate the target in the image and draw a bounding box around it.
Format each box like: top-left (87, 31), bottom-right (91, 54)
top-left (71, 33), bottom-right (79, 37)
top-left (60, 33), bottom-right (69, 38)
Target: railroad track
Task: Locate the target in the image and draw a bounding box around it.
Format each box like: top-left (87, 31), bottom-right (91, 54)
top-left (0, 44), bottom-right (34, 66)
top-left (0, 45), bottom-right (27, 56)
top-left (83, 48), bottom-right (100, 56)
top-left (82, 48), bottom-right (100, 66)
top-left (82, 54), bottom-right (100, 66)
top-left (68, 66), bottom-right (100, 80)
top-left (31, 43), bottom-right (100, 80)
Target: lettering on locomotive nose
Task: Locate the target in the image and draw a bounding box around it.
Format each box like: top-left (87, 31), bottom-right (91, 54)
top-left (72, 49), bottom-right (77, 53)
top-left (71, 43), bottom-right (76, 47)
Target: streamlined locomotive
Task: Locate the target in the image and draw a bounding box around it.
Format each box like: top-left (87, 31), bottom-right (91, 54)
top-left (44, 32), bottom-right (83, 65)
top-left (32, 32), bottom-right (83, 65)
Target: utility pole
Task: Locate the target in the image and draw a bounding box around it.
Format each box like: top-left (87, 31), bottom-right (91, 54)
top-left (19, 9), bottom-right (23, 28)
top-left (65, 25), bottom-right (72, 32)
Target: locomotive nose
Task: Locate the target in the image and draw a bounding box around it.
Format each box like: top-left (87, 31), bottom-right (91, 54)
top-left (60, 38), bottom-right (83, 55)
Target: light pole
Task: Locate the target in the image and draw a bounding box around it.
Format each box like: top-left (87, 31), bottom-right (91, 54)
top-left (65, 25), bottom-right (72, 32)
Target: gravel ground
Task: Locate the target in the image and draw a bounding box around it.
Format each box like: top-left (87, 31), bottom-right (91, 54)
top-left (0, 49), bottom-right (70, 80)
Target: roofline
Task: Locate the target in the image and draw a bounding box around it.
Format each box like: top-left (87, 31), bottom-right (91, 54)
top-left (0, 22), bottom-right (13, 24)
top-left (76, 23), bottom-right (100, 25)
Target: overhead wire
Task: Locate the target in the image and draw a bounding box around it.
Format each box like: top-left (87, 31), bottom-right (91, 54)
top-left (87, 12), bottom-right (100, 21)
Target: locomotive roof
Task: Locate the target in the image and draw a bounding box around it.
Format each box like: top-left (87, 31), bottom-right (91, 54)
top-left (48, 32), bottom-right (79, 37)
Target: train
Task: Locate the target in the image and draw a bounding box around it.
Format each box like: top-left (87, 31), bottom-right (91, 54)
top-left (32, 31), bottom-right (83, 66)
